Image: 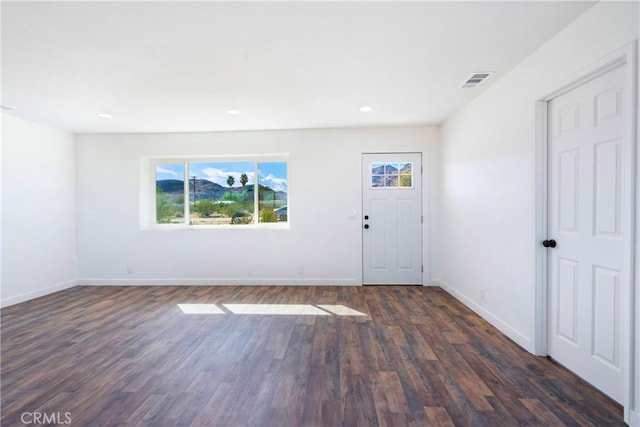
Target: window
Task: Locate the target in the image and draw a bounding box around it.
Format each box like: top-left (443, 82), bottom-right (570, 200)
top-left (187, 161), bottom-right (255, 225)
top-left (371, 162), bottom-right (413, 188)
top-left (155, 163), bottom-right (185, 224)
top-left (152, 156), bottom-right (288, 228)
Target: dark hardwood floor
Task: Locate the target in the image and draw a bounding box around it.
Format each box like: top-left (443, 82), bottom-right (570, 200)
top-left (1, 286), bottom-right (624, 426)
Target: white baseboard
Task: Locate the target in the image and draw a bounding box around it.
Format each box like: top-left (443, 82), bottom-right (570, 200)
top-left (629, 409), bottom-right (639, 427)
top-left (437, 279), bottom-right (533, 353)
top-left (77, 278), bottom-right (361, 286)
top-left (1, 280), bottom-right (78, 308)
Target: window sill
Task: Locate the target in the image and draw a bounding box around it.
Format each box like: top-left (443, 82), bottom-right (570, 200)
top-left (144, 223), bottom-right (290, 231)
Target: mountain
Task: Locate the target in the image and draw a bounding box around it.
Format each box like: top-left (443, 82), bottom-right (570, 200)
top-left (256, 184), bottom-right (287, 202)
top-left (157, 179), bottom-right (286, 201)
top-left (156, 179), bottom-right (184, 193)
top-left (400, 164), bottom-right (412, 174)
top-left (371, 164), bottom-right (387, 175)
top-left (371, 163), bottom-right (412, 175)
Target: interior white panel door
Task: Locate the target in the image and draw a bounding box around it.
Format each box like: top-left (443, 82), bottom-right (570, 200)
top-left (362, 153), bottom-right (422, 285)
top-left (547, 64), bottom-right (628, 403)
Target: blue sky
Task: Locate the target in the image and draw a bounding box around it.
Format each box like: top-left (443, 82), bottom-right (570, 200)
top-left (156, 161), bottom-right (287, 192)
top-left (155, 163), bottom-right (184, 180)
top-left (258, 162), bottom-right (288, 192)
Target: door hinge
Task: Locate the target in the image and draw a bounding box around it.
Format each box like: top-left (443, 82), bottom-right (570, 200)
top-left (421, 265), bottom-right (424, 273)
top-left (421, 215), bottom-right (423, 224)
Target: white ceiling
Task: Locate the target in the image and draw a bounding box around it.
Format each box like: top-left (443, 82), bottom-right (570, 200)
top-left (1, 1), bottom-right (596, 134)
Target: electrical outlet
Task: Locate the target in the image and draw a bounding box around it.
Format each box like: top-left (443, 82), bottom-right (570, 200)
top-left (126, 265), bottom-right (133, 275)
top-left (480, 288), bottom-right (486, 300)
top-left (297, 265), bottom-right (304, 274)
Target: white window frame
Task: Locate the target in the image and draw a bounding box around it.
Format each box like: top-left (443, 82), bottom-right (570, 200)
top-left (143, 154), bottom-right (290, 230)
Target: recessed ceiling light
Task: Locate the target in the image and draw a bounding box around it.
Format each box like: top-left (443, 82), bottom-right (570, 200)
top-left (96, 113), bottom-right (113, 119)
top-left (226, 110), bottom-right (240, 115)
top-left (359, 106), bottom-right (373, 112)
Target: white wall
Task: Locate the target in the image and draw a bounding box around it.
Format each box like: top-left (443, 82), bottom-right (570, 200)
top-left (0, 115), bottom-right (3, 303)
top-left (76, 126), bottom-right (439, 286)
top-left (438, 1), bottom-right (638, 422)
top-left (1, 114), bottom-right (78, 307)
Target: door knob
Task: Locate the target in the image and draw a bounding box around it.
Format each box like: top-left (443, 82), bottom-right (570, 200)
top-left (364, 224), bottom-right (370, 229)
top-left (542, 239), bottom-right (557, 248)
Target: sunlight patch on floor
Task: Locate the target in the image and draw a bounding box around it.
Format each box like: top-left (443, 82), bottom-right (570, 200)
top-left (177, 303), bottom-right (368, 316)
top-left (224, 304), bottom-right (330, 316)
top-left (317, 304), bottom-right (367, 316)
top-left (178, 304), bottom-right (225, 314)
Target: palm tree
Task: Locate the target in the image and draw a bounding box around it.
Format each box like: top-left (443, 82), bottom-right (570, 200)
top-left (240, 173), bottom-right (248, 188)
top-left (227, 175), bottom-right (235, 199)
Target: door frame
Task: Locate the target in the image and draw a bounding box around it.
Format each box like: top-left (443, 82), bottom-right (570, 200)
top-left (533, 42), bottom-right (637, 422)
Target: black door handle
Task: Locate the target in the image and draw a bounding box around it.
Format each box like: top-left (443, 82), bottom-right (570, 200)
top-left (364, 224), bottom-right (369, 229)
top-left (542, 239), bottom-right (557, 248)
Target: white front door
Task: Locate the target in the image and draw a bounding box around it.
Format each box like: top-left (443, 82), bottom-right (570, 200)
top-left (362, 153), bottom-right (422, 285)
top-left (546, 64), bottom-right (629, 403)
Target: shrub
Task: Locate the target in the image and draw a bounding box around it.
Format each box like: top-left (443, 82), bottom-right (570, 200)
top-left (156, 189), bottom-right (175, 223)
top-left (261, 208), bottom-right (277, 223)
top-left (193, 199), bottom-right (216, 217)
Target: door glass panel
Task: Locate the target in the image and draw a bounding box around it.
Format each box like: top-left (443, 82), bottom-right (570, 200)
top-left (399, 162), bottom-right (412, 187)
top-left (371, 162), bottom-right (413, 188)
top-left (371, 163), bottom-right (385, 187)
top-left (385, 163), bottom-right (399, 175)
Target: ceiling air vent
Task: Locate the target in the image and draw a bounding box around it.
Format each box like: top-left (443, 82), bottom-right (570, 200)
top-left (461, 72), bottom-right (492, 88)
